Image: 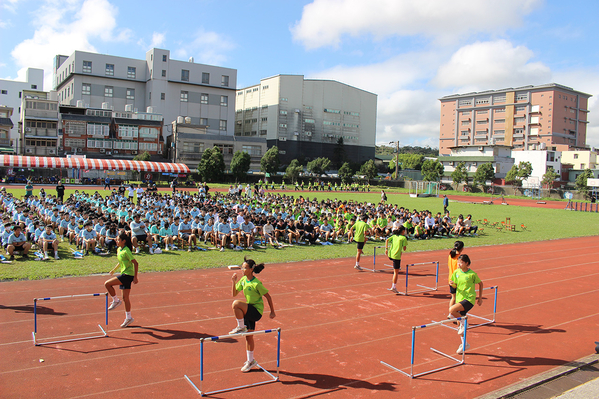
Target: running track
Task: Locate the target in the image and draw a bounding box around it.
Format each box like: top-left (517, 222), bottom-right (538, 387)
top-left (1, 236), bottom-right (598, 398)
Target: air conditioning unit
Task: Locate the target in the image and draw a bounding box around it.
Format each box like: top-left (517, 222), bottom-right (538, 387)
top-left (25, 148), bottom-right (33, 154)
top-left (114, 150), bottom-right (119, 154)
top-left (25, 127), bottom-right (31, 132)
top-left (306, 131), bottom-right (312, 136)
top-left (157, 150), bottom-right (163, 154)
top-left (100, 148), bottom-right (105, 153)
top-left (478, 146), bottom-right (484, 151)
top-left (48, 149), bottom-right (56, 154)
top-left (132, 151), bottom-right (138, 155)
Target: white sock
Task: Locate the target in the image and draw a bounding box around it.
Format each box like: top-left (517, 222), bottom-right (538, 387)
top-left (126, 311), bottom-right (131, 319)
top-left (247, 350), bottom-right (254, 363)
top-left (237, 318), bottom-right (245, 328)
top-left (391, 284), bottom-right (396, 289)
top-left (112, 295), bottom-right (118, 301)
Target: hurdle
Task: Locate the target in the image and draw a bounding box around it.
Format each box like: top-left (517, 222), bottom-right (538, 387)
top-left (32, 293), bottom-right (109, 346)
top-left (437, 285), bottom-right (498, 332)
top-left (184, 328), bottom-right (281, 396)
top-left (381, 317), bottom-right (468, 378)
top-left (366, 245), bottom-right (394, 272)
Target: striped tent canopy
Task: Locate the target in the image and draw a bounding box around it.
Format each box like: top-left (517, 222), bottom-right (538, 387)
top-left (1, 155), bottom-right (190, 174)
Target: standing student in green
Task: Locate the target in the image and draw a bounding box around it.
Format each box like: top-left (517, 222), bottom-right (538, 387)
top-left (349, 214), bottom-right (369, 270)
top-left (385, 226), bottom-right (408, 293)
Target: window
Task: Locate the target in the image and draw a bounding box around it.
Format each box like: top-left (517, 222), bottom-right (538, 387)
top-left (460, 131), bottom-right (469, 136)
top-left (161, 93), bottom-right (165, 100)
top-left (104, 86), bottom-right (113, 97)
top-left (220, 95), bottom-right (228, 106)
top-left (458, 99), bottom-right (472, 106)
top-left (202, 72), bottom-right (210, 84)
top-left (105, 64), bottom-right (114, 76)
top-left (514, 117), bottom-right (525, 123)
top-left (324, 108), bottom-right (340, 113)
top-left (493, 95), bottom-right (506, 104)
top-left (139, 127), bottom-right (159, 139)
top-left (242, 145), bottom-right (262, 156)
top-left (280, 97), bottom-right (288, 102)
top-left (476, 110), bottom-right (488, 114)
top-left (162, 54), bottom-right (167, 62)
top-left (304, 118), bottom-right (315, 123)
top-left (260, 130), bottom-right (267, 135)
top-left (494, 119), bottom-right (505, 124)
top-left (280, 110), bottom-right (287, 115)
top-left (83, 61), bottom-right (92, 73)
top-left (126, 88), bottom-right (135, 100)
top-left (199, 118), bottom-right (207, 125)
top-left (87, 123), bottom-right (110, 136)
top-left (516, 93), bottom-right (528, 101)
top-left (201, 93), bottom-right (208, 104)
top-left (118, 125), bottom-right (139, 138)
top-left (81, 84), bottom-right (91, 95)
top-left (475, 130), bottom-right (487, 136)
top-left (215, 144), bottom-right (233, 154)
top-left (31, 84), bottom-right (37, 89)
top-left (180, 91), bottom-right (188, 102)
top-left (475, 98), bottom-right (489, 105)
top-left (221, 75), bottom-right (229, 87)
top-left (261, 117), bottom-right (268, 122)
top-left (0, 90), bottom-right (7, 95)
top-left (476, 120), bottom-right (487, 124)
top-left (127, 67), bottom-right (136, 79)
top-left (495, 108), bottom-right (505, 113)
top-left (574, 154), bottom-right (579, 159)
top-left (262, 85), bottom-right (269, 90)
top-left (461, 120), bottom-right (470, 126)
top-left (219, 120), bottom-right (227, 131)
top-left (181, 69), bottom-right (189, 82)
top-left (161, 70), bottom-right (166, 77)
top-left (149, 92), bottom-right (151, 100)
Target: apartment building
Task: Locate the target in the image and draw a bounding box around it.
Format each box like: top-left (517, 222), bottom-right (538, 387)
top-left (235, 75), bottom-right (376, 165)
top-left (20, 90), bottom-right (59, 156)
top-left (0, 106), bottom-right (14, 152)
top-left (53, 49), bottom-right (236, 138)
top-left (439, 145), bottom-right (514, 183)
top-left (0, 68), bottom-right (44, 153)
top-left (439, 83), bottom-right (591, 155)
top-left (60, 103), bottom-right (163, 158)
top-left (560, 150), bottom-right (598, 170)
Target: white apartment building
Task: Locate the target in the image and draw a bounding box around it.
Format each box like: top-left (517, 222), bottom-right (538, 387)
top-left (53, 49), bottom-right (237, 139)
top-left (0, 68), bottom-right (44, 153)
top-left (512, 150), bottom-right (562, 180)
top-left (439, 145), bottom-right (514, 183)
top-left (20, 90), bottom-right (59, 156)
top-left (235, 75), bottom-right (376, 165)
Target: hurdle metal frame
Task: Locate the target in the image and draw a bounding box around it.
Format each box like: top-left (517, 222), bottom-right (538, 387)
top-left (381, 317), bottom-right (468, 378)
top-left (369, 251), bottom-right (440, 296)
top-left (437, 286), bottom-right (498, 332)
top-left (184, 328), bottom-right (281, 396)
top-left (32, 293), bottom-right (109, 346)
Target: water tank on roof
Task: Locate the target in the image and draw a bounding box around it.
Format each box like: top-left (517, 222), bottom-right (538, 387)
top-left (102, 102), bottom-right (110, 110)
top-left (146, 106), bottom-right (155, 113)
top-left (189, 57), bottom-right (194, 63)
top-left (540, 142), bottom-right (546, 150)
top-left (76, 100), bottom-right (84, 108)
top-left (125, 104), bottom-right (133, 112)
top-left (177, 116), bottom-right (185, 124)
top-left (185, 116), bottom-right (191, 124)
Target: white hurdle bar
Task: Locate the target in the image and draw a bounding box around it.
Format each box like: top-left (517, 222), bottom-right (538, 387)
top-left (381, 317), bottom-right (468, 379)
top-left (184, 328), bottom-right (281, 396)
top-left (32, 293), bottom-right (109, 346)
top-left (437, 286), bottom-right (498, 332)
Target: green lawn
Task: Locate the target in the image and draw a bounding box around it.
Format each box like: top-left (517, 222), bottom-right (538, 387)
top-left (1, 186), bottom-right (598, 281)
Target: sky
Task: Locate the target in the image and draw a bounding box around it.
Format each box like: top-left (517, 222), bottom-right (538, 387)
top-left (2, 0), bottom-right (599, 148)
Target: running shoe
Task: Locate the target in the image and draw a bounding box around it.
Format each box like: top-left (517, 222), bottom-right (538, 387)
top-left (120, 318), bottom-right (134, 328)
top-left (354, 264), bottom-right (362, 271)
top-left (135, 247), bottom-right (140, 254)
top-left (229, 326), bottom-right (247, 334)
top-left (54, 253), bottom-right (60, 260)
top-left (456, 342), bottom-right (470, 354)
top-left (149, 248), bottom-right (154, 255)
top-left (241, 359), bottom-right (258, 372)
top-left (108, 298), bottom-right (122, 310)
top-left (388, 287), bottom-right (399, 294)
top-left (220, 247), bottom-right (225, 252)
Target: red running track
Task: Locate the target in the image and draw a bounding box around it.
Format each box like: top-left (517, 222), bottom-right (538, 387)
top-left (1, 236), bottom-right (598, 398)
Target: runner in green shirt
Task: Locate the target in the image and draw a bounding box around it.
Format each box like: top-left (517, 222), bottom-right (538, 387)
top-left (229, 257), bottom-right (276, 373)
top-left (349, 214), bottom-right (370, 270)
top-left (385, 226), bottom-right (408, 294)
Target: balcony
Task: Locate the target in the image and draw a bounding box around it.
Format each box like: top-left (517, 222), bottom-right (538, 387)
top-left (24, 128), bottom-right (58, 137)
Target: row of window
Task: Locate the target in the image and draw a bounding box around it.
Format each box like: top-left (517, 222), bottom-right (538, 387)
top-left (25, 101), bottom-right (58, 111)
top-left (25, 139), bottom-right (57, 147)
top-left (458, 93), bottom-right (529, 107)
top-left (25, 121), bottom-right (58, 129)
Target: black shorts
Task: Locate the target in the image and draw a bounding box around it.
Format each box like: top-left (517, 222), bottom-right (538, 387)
top-left (13, 244), bottom-right (25, 251)
top-left (118, 274), bottom-right (135, 290)
top-left (390, 259), bottom-right (401, 270)
top-left (356, 241), bottom-right (365, 250)
top-left (459, 299), bottom-right (474, 316)
top-left (134, 234), bottom-right (147, 243)
top-left (244, 304), bottom-right (263, 330)
top-left (449, 285), bottom-right (457, 294)
top-left (180, 233), bottom-right (190, 240)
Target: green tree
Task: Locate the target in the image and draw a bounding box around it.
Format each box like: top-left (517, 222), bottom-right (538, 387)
top-left (505, 164), bottom-right (520, 186)
top-left (402, 154), bottom-right (425, 170)
top-left (284, 159), bottom-right (303, 183)
top-left (359, 159), bottom-right (378, 180)
top-left (230, 150), bottom-right (251, 182)
top-left (506, 161), bottom-right (533, 187)
top-left (260, 146), bottom-right (280, 174)
top-left (388, 158), bottom-right (402, 178)
top-left (197, 146), bottom-right (225, 182)
top-left (451, 162), bottom-right (468, 189)
top-left (133, 151), bottom-right (151, 161)
top-left (517, 161), bottom-right (533, 180)
top-left (421, 159), bottom-right (444, 182)
top-left (306, 157), bottom-right (331, 176)
top-left (575, 169), bottom-right (594, 198)
top-left (332, 137), bottom-right (346, 169)
top-left (473, 162), bottom-right (495, 187)
top-left (338, 162), bottom-right (354, 184)
top-left (542, 167), bottom-right (559, 187)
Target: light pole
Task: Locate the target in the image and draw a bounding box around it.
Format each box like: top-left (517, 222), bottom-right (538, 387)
top-left (389, 141), bottom-right (399, 179)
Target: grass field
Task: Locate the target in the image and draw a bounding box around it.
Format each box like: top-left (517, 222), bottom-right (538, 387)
top-left (1, 186), bottom-right (598, 281)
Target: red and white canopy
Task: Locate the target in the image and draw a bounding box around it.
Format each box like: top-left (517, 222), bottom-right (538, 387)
top-left (1, 155), bottom-right (190, 174)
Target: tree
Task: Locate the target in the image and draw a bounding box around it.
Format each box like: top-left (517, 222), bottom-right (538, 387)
top-left (230, 150), bottom-right (251, 182)
top-left (517, 161), bottom-right (533, 181)
top-left (505, 164), bottom-right (520, 186)
top-left (388, 158), bottom-right (402, 178)
top-left (402, 154), bottom-right (425, 170)
top-left (260, 146), bottom-right (280, 175)
top-left (542, 167), bottom-right (559, 188)
top-left (575, 169), bottom-right (594, 198)
top-left (473, 163), bottom-right (495, 188)
top-left (506, 161), bottom-right (533, 187)
top-left (451, 162), bottom-right (468, 189)
top-left (133, 151), bottom-right (151, 161)
top-left (421, 159), bottom-right (444, 182)
top-left (359, 159), bottom-right (378, 180)
top-left (332, 137), bottom-right (346, 169)
top-left (306, 157), bottom-right (331, 176)
top-left (197, 146), bottom-right (225, 182)
top-left (338, 162), bottom-right (354, 184)
top-left (284, 159), bottom-right (303, 183)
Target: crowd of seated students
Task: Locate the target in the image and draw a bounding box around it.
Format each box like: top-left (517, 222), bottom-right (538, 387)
top-left (0, 185), bottom-right (479, 261)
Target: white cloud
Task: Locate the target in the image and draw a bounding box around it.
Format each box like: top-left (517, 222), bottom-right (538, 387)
top-left (138, 31), bottom-right (166, 50)
top-left (10, 0), bottom-right (130, 88)
top-left (433, 40), bottom-right (552, 91)
top-left (174, 28), bottom-right (235, 66)
top-left (292, 0), bottom-right (543, 49)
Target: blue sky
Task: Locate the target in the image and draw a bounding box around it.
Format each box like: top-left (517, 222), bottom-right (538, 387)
top-left (2, 0), bottom-right (599, 148)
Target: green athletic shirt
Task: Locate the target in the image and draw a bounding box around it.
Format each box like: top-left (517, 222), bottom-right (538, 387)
top-left (377, 217), bottom-right (388, 228)
top-left (353, 220), bottom-right (369, 242)
top-left (387, 234), bottom-right (408, 260)
top-left (450, 268), bottom-right (481, 305)
top-left (117, 246), bottom-right (135, 276)
top-left (235, 276), bottom-right (269, 314)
